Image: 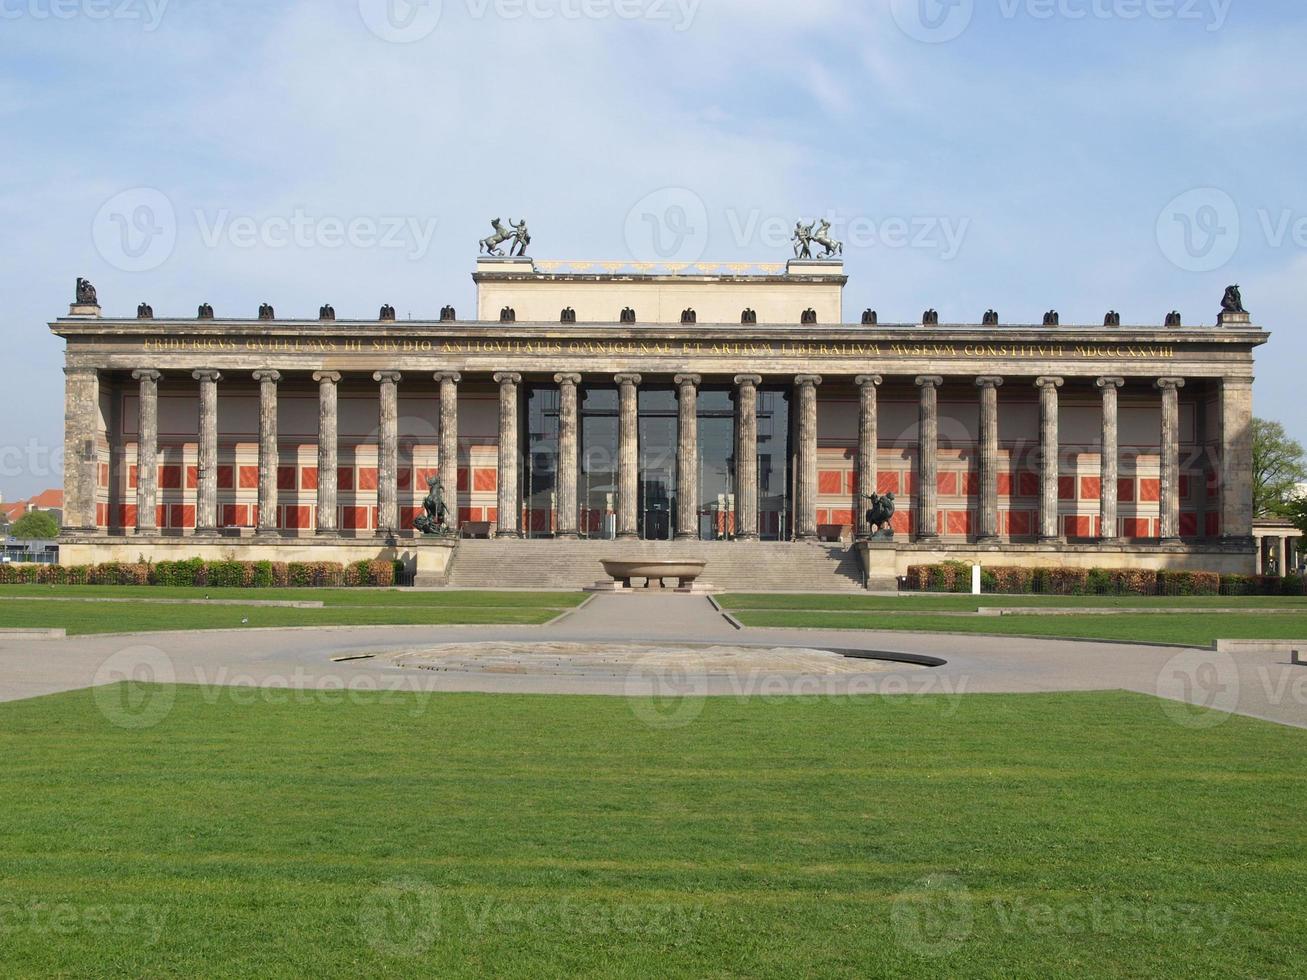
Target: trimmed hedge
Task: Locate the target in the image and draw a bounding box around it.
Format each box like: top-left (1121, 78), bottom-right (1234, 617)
top-left (0, 559), bottom-right (395, 588)
top-left (905, 564), bottom-right (1291, 597)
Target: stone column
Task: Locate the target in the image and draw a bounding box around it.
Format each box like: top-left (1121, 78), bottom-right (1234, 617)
top-left (1097, 377), bottom-right (1124, 542)
top-left (734, 374), bottom-right (762, 541)
top-left (192, 369), bottom-right (222, 534)
top-left (493, 372), bottom-right (522, 538)
top-left (373, 371), bottom-right (403, 534)
top-left (976, 376), bottom-right (1004, 542)
top-left (915, 376), bottom-right (943, 541)
top-left (132, 369), bottom-right (161, 534)
top-left (674, 374), bottom-right (701, 540)
top-left (555, 373), bottom-right (581, 539)
top-left (1219, 376), bottom-right (1255, 543)
top-left (253, 370), bottom-right (281, 536)
top-left (62, 367), bottom-right (100, 532)
top-left (855, 375), bottom-right (882, 539)
top-left (615, 373), bottom-right (642, 540)
top-left (436, 372), bottom-right (461, 537)
top-left (794, 375), bottom-right (822, 541)
top-left (1276, 536), bottom-right (1288, 579)
top-left (1035, 377), bottom-right (1063, 542)
top-left (1157, 378), bottom-right (1186, 543)
top-left (314, 372), bottom-right (341, 535)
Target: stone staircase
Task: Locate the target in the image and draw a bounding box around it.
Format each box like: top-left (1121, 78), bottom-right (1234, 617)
top-left (442, 539), bottom-right (866, 592)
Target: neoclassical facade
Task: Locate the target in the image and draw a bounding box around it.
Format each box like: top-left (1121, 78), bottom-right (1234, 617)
top-left (53, 257), bottom-right (1266, 582)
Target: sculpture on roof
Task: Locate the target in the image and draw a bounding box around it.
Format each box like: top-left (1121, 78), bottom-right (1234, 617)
top-left (479, 218), bottom-right (530, 257)
top-left (75, 278), bottom-right (98, 305)
top-left (792, 219), bottom-right (843, 259)
top-left (1221, 284), bottom-right (1246, 315)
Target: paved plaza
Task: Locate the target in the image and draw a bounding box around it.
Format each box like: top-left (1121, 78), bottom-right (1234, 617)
top-left (0, 594), bottom-right (1302, 729)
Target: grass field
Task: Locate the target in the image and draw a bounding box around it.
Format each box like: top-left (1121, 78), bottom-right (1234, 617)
top-left (0, 587), bottom-right (584, 635)
top-left (720, 594), bottom-right (1307, 646)
top-left (0, 687), bottom-right (1301, 976)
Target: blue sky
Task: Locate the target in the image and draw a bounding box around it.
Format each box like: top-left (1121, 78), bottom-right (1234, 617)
top-left (1, 0), bottom-right (1303, 498)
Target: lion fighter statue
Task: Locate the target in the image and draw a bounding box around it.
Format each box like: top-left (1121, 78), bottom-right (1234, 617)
top-left (861, 491), bottom-right (897, 540)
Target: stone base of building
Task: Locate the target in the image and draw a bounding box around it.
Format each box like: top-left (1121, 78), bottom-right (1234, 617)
top-left (856, 539), bottom-right (1258, 590)
top-left (57, 534), bottom-right (457, 586)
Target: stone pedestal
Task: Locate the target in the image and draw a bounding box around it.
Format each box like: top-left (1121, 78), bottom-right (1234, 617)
top-left (855, 540), bottom-right (900, 591)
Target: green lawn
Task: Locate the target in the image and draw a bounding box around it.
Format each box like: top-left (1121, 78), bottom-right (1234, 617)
top-left (0, 688), bottom-right (1301, 976)
top-left (0, 587), bottom-right (585, 634)
top-left (720, 594), bottom-right (1307, 645)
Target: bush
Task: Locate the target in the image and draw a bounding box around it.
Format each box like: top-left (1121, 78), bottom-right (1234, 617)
top-left (1157, 570), bottom-right (1219, 596)
top-left (0, 559), bottom-right (398, 590)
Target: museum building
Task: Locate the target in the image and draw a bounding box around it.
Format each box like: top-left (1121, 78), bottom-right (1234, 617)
top-left (52, 256), bottom-right (1266, 588)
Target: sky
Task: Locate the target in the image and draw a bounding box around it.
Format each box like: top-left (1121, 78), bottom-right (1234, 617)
top-left (1, 0), bottom-right (1303, 499)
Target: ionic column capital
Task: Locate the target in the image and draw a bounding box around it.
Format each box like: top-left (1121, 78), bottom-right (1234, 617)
top-left (132, 369), bottom-right (162, 383)
top-left (856, 374), bottom-right (883, 388)
top-left (976, 375), bottom-right (1004, 389)
top-left (674, 374), bottom-right (702, 388)
top-left (915, 375), bottom-right (944, 389)
top-left (373, 371), bottom-right (402, 384)
top-left (795, 374), bottom-right (822, 387)
top-left (435, 371), bottom-right (462, 384)
top-left (192, 369), bottom-right (222, 383)
top-left (1096, 376), bottom-right (1125, 389)
top-left (493, 371), bottom-right (522, 387)
top-left (313, 371), bottom-right (342, 385)
top-left (253, 369), bottom-right (282, 384)
top-left (1156, 377), bottom-right (1186, 391)
top-left (614, 373), bottom-right (642, 387)
top-left (1035, 376), bottom-right (1064, 389)
top-left (554, 373), bottom-right (582, 386)
top-left (734, 374), bottom-right (762, 387)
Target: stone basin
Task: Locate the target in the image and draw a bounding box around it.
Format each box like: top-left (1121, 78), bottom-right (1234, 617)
top-left (599, 559), bottom-right (708, 591)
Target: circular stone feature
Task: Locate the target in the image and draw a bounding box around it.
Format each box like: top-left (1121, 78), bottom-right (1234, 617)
top-left (385, 642), bottom-right (928, 677)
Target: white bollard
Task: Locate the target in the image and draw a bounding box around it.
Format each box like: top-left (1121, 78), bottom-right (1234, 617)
top-left (972, 564), bottom-right (982, 596)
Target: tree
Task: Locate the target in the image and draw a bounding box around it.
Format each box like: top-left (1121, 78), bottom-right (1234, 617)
top-left (1252, 418), bottom-right (1307, 518)
top-left (9, 510), bottom-right (58, 540)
